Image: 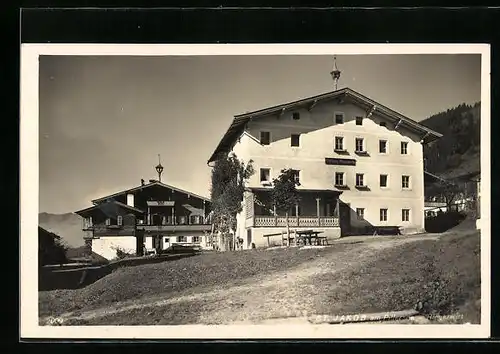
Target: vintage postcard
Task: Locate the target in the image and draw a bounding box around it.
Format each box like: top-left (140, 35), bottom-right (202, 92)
top-left (21, 43), bottom-right (490, 339)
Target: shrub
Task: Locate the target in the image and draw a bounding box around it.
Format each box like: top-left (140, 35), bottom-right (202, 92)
top-left (415, 255), bottom-right (457, 317)
top-left (112, 246), bottom-right (135, 260)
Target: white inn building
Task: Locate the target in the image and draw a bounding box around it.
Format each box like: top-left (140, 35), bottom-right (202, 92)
top-left (208, 87), bottom-right (442, 249)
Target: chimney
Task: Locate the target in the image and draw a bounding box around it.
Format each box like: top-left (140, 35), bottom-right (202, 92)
top-left (141, 178), bottom-right (145, 186)
top-left (126, 193), bottom-right (135, 207)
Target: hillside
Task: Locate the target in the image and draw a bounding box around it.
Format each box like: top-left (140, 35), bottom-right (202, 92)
top-left (38, 212), bottom-right (85, 247)
top-left (422, 102), bottom-right (480, 179)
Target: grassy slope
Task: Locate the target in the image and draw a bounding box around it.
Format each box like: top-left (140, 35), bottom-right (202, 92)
top-left (40, 230), bottom-right (480, 325)
top-left (312, 230), bottom-right (480, 323)
top-left (39, 244), bottom-right (357, 317)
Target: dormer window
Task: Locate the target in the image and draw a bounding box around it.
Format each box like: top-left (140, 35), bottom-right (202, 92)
top-left (117, 215), bottom-right (123, 226)
top-left (380, 121), bottom-right (387, 127)
top-left (292, 112), bottom-right (301, 120)
top-left (260, 131), bottom-right (271, 145)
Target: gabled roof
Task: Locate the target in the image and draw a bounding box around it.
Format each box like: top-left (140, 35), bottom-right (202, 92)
top-left (208, 87), bottom-right (443, 163)
top-left (75, 199), bottom-right (145, 218)
top-left (91, 181), bottom-right (211, 204)
top-left (38, 226), bottom-right (61, 239)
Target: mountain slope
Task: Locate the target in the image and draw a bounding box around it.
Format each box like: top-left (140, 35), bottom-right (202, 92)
top-left (422, 102), bottom-right (480, 179)
top-left (38, 212), bottom-right (85, 247)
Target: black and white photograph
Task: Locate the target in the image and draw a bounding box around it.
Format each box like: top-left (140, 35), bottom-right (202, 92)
top-left (20, 44), bottom-right (490, 339)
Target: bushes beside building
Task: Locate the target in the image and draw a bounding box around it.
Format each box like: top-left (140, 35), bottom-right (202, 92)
top-left (39, 227), bottom-right (68, 266)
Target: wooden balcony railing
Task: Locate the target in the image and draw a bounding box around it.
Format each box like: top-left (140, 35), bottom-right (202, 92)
top-left (253, 216), bottom-right (339, 228)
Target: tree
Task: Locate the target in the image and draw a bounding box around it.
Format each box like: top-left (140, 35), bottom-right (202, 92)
top-left (210, 153), bottom-right (254, 251)
top-left (39, 227), bottom-right (68, 266)
top-left (426, 179), bottom-right (464, 211)
top-left (270, 169), bottom-right (301, 244)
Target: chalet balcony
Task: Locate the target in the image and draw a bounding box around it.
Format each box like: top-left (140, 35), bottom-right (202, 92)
top-left (136, 223), bottom-right (212, 232)
top-left (253, 216), bottom-right (339, 228)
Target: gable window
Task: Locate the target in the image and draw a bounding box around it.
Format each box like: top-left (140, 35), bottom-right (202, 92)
top-left (380, 174), bottom-right (388, 188)
top-left (292, 112), bottom-right (300, 120)
top-left (260, 168), bottom-right (271, 183)
top-left (291, 169), bottom-right (300, 185)
top-left (291, 134), bottom-right (301, 147)
top-left (380, 121), bottom-right (387, 127)
top-left (117, 215), bottom-right (123, 226)
top-left (401, 141), bottom-right (409, 155)
top-left (335, 112), bottom-right (344, 124)
top-left (355, 138), bottom-right (364, 152)
top-left (355, 173), bottom-right (364, 187)
top-left (356, 208), bottom-right (365, 220)
top-left (402, 209), bottom-right (410, 222)
top-left (260, 131), bottom-right (271, 145)
top-left (402, 175), bottom-right (410, 189)
top-left (380, 208), bottom-right (388, 222)
top-left (335, 172), bottom-right (345, 186)
top-left (379, 140), bottom-right (388, 154)
top-left (334, 136), bottom-right (344, 151)
top-left (105, 218), bottom-right (111, 226)
top-left (355, 116), bottom-right (363, 125)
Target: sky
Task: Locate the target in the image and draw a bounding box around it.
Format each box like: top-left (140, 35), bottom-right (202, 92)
top-left (38, 54), bottom-right (481, 214)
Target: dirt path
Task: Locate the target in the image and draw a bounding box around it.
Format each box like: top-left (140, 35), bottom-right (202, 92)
top-left (41, 235), bottom-right (441, 325)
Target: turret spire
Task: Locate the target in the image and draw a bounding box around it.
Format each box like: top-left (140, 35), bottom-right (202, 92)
top-left (330, 55), bottom-right (342, 91)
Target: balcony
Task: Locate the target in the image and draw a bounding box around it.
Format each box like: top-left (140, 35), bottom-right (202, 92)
top-left (136, 223), bottom-right (212, 232)
top-left (253, 216), bottom-right (339, 228)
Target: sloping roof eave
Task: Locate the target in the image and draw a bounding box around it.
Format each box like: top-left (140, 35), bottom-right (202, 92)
top-left (208, 87), bottom-right (443, 162)
top-left (91, 181), bottom-right (211, 204)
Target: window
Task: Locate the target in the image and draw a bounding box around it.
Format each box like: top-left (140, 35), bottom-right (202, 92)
top-left (402, 209), bottom-right (410, 222)
top-left (356, 208), bottom-right (365, 220)
top-left (260, 168), bottom-right (271, 183)
top-left (380, 208), bottom-right (388, 222)
top-left (401, 141), bottom-right (408, 155)
top-left (355, 173), bottom-right (364, 187)
top-left (292, 112), bottom-right (300, 120)
top-left (117, 215), bottom-right (123, 226)
top-left (260, 131), bottom-right (271, 145)
top-left (402, 175), bottom-right (410, 189)
top-left (334, 136), bottom-right (344, 151)
top-left (355, 116), bottom-right (363, 125)
top-left (335, 113), bottom-right (344, 124)
top-left (178, 236), bottom-right (186, 242)
top-left (164, 237), bottom-right (170, 243)
top-left (105, 218), bottom-right (111, 226)
top-left (291, 169), bottom-right (300, 185)
top-left (355, 138), bottom-right (364, 152)
top-left (291, 134), bottom-right (301, 147)
top-left (379, 140), bottom-right (388, 154)
top-left (192, 236), bottom-right (201, 243)
top-left (380, 121), bottom-right (387, 127)
top-left (380, 174), bottom-right (388, 188)
top-left (335, 172), bottom-right (344, 186)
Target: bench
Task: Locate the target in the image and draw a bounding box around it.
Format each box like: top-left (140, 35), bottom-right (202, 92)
top-left (372, 226), bottom-right (402, 236)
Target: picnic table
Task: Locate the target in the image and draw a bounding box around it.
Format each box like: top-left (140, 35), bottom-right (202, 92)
top-left (295, 229), bottom-right (327, 246)
top-left (263, 230), bottom-right (296, 247)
